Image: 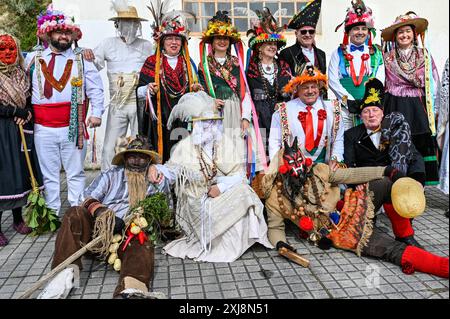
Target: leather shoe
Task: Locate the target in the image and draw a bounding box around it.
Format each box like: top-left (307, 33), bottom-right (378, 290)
top-left (395, 235), bottom-right (423, 249)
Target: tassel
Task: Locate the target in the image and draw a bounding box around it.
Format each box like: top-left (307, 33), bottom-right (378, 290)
top-left (91, 128), bottom-right (97, 164)
top-left (343, 33), bottom-right (349, 46)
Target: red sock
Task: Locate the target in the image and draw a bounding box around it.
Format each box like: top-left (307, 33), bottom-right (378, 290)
top-left (383, 203), bottom-right (414, 238)
top-left (401, 246), bottom-right (449, 278)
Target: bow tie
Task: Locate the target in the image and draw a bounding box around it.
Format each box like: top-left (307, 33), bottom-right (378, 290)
top-left (350, 44), bottom-right (365, 52)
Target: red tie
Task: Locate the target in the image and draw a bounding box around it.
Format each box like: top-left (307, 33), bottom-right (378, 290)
top-left (44, 53), bottom-right (58, 99)
top-left (305, 105), bottom-right (315, 152)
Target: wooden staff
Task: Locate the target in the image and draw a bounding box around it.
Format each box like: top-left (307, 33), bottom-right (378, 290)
top-left (18, 236), bottom-right (103, 299)
top-left (18, 124), bottom-right (39, 192)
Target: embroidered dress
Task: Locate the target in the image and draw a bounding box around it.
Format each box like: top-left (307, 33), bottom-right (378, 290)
top-left (138, 54), bottom-right (196, 163)
top-left (0, 64), bottom-right (43, 211)
top-left (384, 47), bottom-right (440, 185)
top-left (247, 59), bottom-right (291, 153)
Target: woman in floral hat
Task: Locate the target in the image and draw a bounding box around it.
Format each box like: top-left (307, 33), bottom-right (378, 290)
top-left (381, 12), bottom-right (440, 186)
top-left (198, 11), bottom-right (268, 180)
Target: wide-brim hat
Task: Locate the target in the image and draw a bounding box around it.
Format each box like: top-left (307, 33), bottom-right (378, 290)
top-left (381, 12), bottom-right (428, 42)
top-left (284, 63), bottom-right (328, 94)
top-left (109, 6), bottom-right (148, 21)
top-left (111, 136), bottom-right (161, 166)
top-left (391, 177), bottom-right (426, 219)
top-left (359, 78), bottom-right (384, 112)
top-left (288, 0), bottom-right (322, 30)
top-left (36, 8), bottom-right (82, 41)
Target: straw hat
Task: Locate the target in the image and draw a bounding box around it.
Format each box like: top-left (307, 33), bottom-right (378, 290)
top-left (391, 177), bottom-right (426, 219)
top-left (381, 11), bottom-right (428, 42)
top-left (109, 6), bottom-right (148, 21)
top-left (111, 136), bottom-right (160, 166)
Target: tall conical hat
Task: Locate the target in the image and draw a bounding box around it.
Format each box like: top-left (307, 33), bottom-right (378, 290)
top-left (288, 0), bottom-right (322, 30)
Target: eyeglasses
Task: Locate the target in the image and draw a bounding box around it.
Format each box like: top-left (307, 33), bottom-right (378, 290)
top-left (300, 29), bottom-right (315, 35)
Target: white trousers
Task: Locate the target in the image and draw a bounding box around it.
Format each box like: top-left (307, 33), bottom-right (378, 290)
top-left (34, 124), bottom-right (87, 215)
top-left (101, 102), bottom-right (138, 171)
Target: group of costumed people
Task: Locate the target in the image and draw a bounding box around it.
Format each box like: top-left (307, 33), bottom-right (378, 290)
top-left (0, 0), bottom-right (448, 299)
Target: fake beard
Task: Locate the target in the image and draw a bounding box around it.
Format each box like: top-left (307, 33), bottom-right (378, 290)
top-left (50, 39), bottom-right (73, 52)
top-left (125, 169), bottom-right (148, 209)
top-left (117, 20), bottom-right (142, 45)
top-left (281, 168), bottom-right (309, 200)
top-left (192, 120), bottom-right (223, 146)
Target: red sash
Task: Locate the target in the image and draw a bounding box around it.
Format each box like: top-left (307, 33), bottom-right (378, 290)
top-left (33, 102), bottom-right (71, 128)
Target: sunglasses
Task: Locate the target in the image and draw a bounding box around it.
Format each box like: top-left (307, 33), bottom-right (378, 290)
top-left (300, 29), bottom-right (315, 35)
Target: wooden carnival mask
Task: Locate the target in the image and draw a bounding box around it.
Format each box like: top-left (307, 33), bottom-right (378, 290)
top-left (279, 137), bottom-right (312, 177)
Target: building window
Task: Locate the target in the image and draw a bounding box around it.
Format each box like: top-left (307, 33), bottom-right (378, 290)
top-left (183, 0), bottom-right (316, 34)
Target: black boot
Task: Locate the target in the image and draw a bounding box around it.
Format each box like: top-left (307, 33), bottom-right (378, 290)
top-left (395, 235), bottom-right (424, 249)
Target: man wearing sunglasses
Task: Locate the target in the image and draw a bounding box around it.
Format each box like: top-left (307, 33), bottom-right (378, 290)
top-left (279, 0), bottom-right (326, 78)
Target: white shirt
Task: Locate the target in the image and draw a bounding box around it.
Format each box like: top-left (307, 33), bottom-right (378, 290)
top-left (367, 129), bottom-right (381, 149)
top-left (302, 46), bottom-right (315, 66)
top-left (93, 37), bottom-right (152, 74)
top-left (26, 47), bottom-right (105, 118)
top-left (164, 53), bottom-right (179, 70)
top-left (269, 98), bottom-right (344, 162)
top-left (328, 43), bottom-right (385, 100)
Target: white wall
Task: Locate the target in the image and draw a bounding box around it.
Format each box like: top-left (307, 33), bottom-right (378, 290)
top-left (52, 0), bottom-right (449, 168)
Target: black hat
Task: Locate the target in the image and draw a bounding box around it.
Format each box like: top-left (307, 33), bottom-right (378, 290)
top-left (288, 0), bottom-right (322, 30)
top-left (359, 78), bottom-right (385, 112)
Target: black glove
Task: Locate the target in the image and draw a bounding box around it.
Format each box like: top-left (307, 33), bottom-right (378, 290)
top-left (276, 241), bottom-right (296, 253)
top-left (384, 166), bottom-right (406, 183)
top-left (346, 99), bottom-right (361, 114)
top-left (94, 207), bottom-right (125, 234)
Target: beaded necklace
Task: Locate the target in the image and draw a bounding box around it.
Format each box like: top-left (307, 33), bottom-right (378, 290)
top-left (196, 144), bottom-right (218, 185)
top-left (258, 61), bottom-right (278, 101)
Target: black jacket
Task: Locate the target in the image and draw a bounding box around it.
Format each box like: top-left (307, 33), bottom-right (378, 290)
top-left (344, 124), bottom-right (426, 183)
top-left (279, 42), bottom-right (327, 76)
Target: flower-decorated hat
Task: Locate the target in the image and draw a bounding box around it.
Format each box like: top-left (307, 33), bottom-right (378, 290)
top-left (201, 11), bottom-right (240, 44)
top-left (342, 0), bottom-right (374, 33)
top-left (359, 78), bottom-right (384, 112)
top-left (247, 7), bottom-right (287, 50)
top-left (335, 0), bottom-right (375, 47)
top-left (288, 0), bottom-right (322, 30)
top-left (284, 63), bottom-right (328, 94)
top-left (36, 5), bottom-right (82, 41)
top-left (148, 0), bottom-right (196, 43)
top-left (381, 11), bottom-right (428, 42)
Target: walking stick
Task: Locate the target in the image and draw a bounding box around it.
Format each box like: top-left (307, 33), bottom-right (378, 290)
top-left (18, 124), bottom-right (60, 235)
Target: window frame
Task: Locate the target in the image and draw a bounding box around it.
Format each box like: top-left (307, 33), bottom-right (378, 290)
top-left (182, 0), bottom-right (322, 35)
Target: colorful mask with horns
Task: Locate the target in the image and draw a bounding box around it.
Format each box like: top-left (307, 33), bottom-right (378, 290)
top-left (279, 137), bottom-right (313, 177)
